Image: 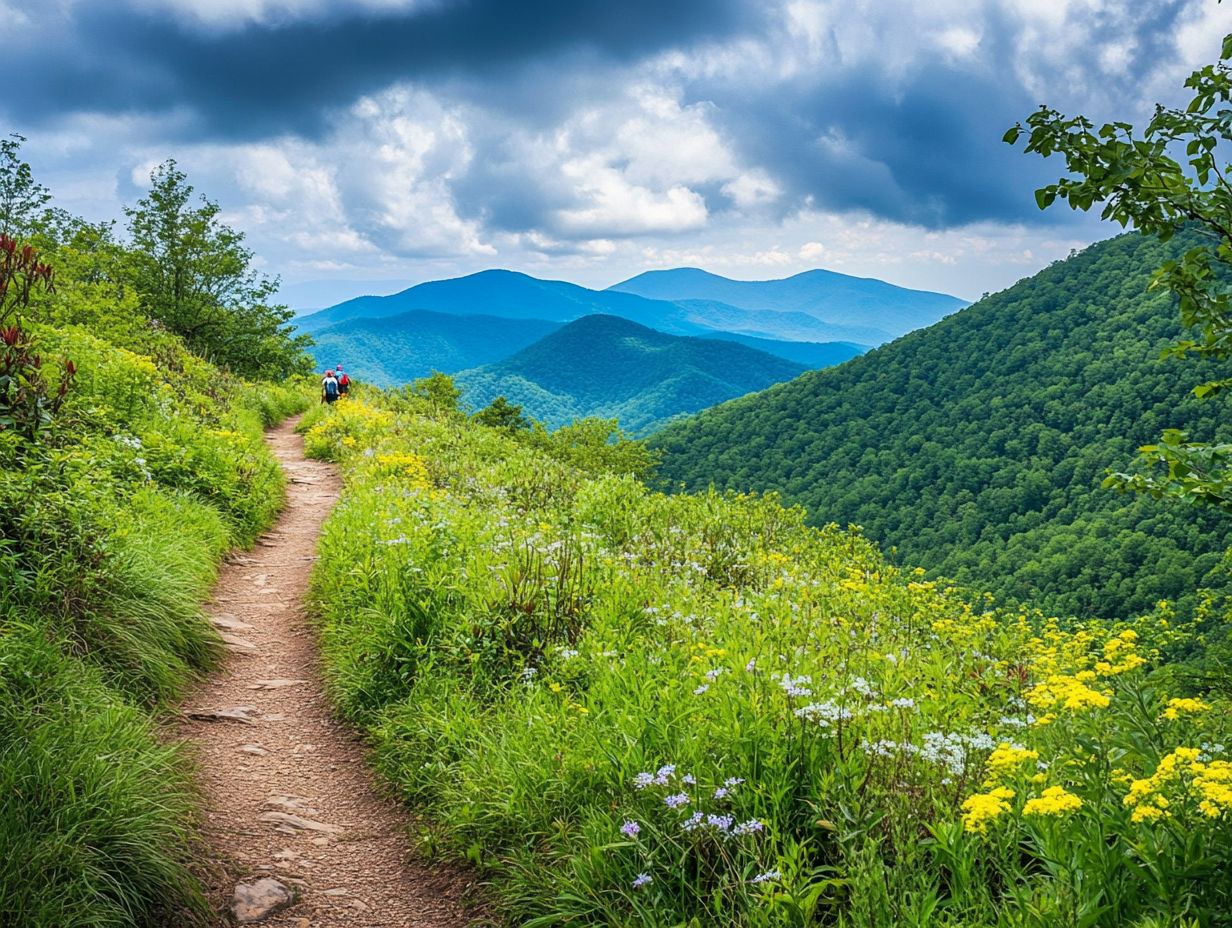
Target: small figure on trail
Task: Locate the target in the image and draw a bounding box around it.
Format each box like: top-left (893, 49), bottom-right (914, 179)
top-left (322, 368), bottom-right (340, 404)
top-left (336, 364), bottom-right (350, 396)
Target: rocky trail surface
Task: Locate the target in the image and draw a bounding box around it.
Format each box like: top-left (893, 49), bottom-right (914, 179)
top-left (176, 417), bottom-right (474, 927)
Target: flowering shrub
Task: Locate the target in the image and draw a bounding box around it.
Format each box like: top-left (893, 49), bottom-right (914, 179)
top-left (309, 393), bottom-right (1232, 927)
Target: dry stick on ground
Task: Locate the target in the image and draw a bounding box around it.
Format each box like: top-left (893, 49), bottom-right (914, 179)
top-left (175, 417), bottom-right (475, 927)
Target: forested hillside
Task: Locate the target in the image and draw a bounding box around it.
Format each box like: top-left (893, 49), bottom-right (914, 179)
top-left (456, 314), bottom-right (807, 434)
top-left (653, 230), bottom-right (1232, 619)
top-left (307, 309), bottom-right (561, 385)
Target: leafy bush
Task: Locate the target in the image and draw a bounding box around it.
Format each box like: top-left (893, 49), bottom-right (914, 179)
top-left (309, 393), bottom-right (1232, 927)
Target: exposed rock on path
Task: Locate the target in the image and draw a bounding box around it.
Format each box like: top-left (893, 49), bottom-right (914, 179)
top-left (176, 417), bottom-right (473, 927)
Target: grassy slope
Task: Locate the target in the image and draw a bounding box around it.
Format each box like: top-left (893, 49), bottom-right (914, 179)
top-left (0, 321), bottom-right (306, 927)
top-left (304, 392), bottom-right (1232, 928)
top-left (651, 231), bottom-right (1232, 620)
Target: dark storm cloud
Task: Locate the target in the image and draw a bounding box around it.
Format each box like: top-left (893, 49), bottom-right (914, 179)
top-left (9, 0), bottom-right (759, 139)
top-left (697, 0), bottom-right (1202, 227)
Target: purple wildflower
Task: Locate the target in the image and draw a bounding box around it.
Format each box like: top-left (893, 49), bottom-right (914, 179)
top-left (664, 792), bottom-right (690, 809)
top-left (632, 872), bottom-right (652, 889)
top-left (620, 820), bottom-right (641, 839)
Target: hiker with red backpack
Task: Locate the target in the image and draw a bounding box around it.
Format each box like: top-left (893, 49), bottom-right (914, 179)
top-left (336, 364), bottom-right (351, 396)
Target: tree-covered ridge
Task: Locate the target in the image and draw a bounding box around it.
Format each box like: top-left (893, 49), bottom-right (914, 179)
top-left (653, 230), bottom-right (1232, 619)
top-left (456, 313), bottom-right (809, 435)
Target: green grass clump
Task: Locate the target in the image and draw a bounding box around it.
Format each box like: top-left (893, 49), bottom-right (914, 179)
top-left (308, 393), bottom-right (1232, 928)
top-left (0, 626), bottom-right (206, 927)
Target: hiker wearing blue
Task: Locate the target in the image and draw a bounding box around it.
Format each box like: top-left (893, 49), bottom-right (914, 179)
top-left (336, 364), bottom-right (350, 396)
top-left (321, 369), bottom-right (340, 404)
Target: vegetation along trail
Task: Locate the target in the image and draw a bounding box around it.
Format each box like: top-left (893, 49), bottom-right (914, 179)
top-left (176, 417), bottom-right (472, 927)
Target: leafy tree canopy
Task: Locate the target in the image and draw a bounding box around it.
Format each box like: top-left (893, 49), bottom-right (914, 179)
top-left (1006, 28), bottom-right (1232, 510)
top-left (124, 160), bottom-right (312, 380)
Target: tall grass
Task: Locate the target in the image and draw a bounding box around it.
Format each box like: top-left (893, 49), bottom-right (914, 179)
top-left (308, 393), bottom-right (1232, 928)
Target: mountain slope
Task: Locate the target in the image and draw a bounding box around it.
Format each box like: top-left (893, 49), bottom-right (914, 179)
top-left (456, 314), bottom-right (808, 435)
top-left (307, 309), bottom-right (561, 386)
top-left (652, 231), bottom-right (1232, 619)
top-left (611, 267), bottom-right (967, 342)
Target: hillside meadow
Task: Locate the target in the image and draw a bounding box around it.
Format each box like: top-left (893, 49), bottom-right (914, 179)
top-left (304, 390), bottom-right (1232, 928)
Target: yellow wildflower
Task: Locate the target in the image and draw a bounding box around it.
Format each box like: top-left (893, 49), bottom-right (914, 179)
top-left (1160, 697), bottom-right (1211, 721)
top-left (984, 743), bottom-right (1039, 785)
top-left (1022, 786), bottom-right (1083, 818)
top-left (961, 787), bottom-right (1015, 834)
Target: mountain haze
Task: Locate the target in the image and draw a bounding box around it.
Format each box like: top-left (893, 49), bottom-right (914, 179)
top-left (457, 314), bottom-right (808, 435)
top-left (611, 267), bottom-right (967, 343)
top-left (652, 232), bottom-right (1232, 619)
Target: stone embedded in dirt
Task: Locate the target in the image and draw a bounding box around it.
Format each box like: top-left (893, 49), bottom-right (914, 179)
top-left (248, 679), bottom-right (307, 690)
top-left (239, 743), bottom-right (268, 756)
top-left (185, 706), bottom-right (259, 724)
top-left (262, 713), bottom-right (288, 722)
top-left (267, 795), bottom-right (319, 814)
top-left (258, 810), bottom-right (343, 834)
top-left (219, 632), bottom-right (258, 652)
top-left (212, 613), bottom-right (253, 631)
top-left (232, 877), bottom-right (295, 923)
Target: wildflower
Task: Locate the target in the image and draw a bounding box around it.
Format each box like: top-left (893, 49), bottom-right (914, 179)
top-left (705, 667), bottom-right (725, 681)
top-left (632, 872), bottom-right (652, 889)
top-left (680, 812), bottom-right (705, 832)
top-left (776, 673), bottom-right (813, 698)
top-left (655, 765), bottom-right (676, 783)
top-left (706, 813), bottom-right (734, 832)
top-left (1027, 675), bottom-right (1110, 712)
top-left (1022, 786), bottom-right (1083, 818)
top-left (751, 870), bottom-right (782, 884)
top-left (1160, 697), bottom-right (1211, 721)
top-left (681, 774), bottom-right (696, 785)
top-left (693, 684), bottom-right (710, 695)
top-left (713, 787), bottom-right (729, 799)
top-left (732, 819), bottom-right (765, 836)
top-left (633, 772), bottom-right (655, 790)
top-left (620, 820), bottom-right (641, 839)
top-left (983, 743), bottom-right (1039, 785)
top-left (961, 787), bottom-right (1015, 834)
top-left (664, 793), bottom-right (690, 809)
top-left (745, 658), bottom-right (757, 672)
top-left (889, 697), bottom-right (916, 709)
top-left (548, 682), bottom-right (563, 694)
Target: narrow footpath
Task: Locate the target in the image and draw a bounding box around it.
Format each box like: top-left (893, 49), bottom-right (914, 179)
top-left (176, 418), bottom-right (473, 927)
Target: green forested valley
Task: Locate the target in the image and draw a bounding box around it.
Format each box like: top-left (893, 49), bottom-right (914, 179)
top-left (457, 314), bottom-right (809, 434)
top-left (653, 230), bottom-right (1232, 619)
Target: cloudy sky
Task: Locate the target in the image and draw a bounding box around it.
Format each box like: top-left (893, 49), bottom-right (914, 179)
top-left (7, 0), bottom-right (1229, 307)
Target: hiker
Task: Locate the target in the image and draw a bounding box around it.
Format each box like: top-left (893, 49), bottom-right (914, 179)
top-left (336, 364), bottom-right (350, 396)
top-left (321, 368), bottom-right (340, 404)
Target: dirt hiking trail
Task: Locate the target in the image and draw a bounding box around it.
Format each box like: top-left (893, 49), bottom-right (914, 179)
top-left (176, 417), bottom-right (474, 927)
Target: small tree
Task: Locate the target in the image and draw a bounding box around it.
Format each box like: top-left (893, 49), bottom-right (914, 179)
top-left (0, 134), bottom-right (51, 239)
top-left (1006, 31), bottom-right (1232, 510)
top-left (409, 370), bottom-right (462, 417)
top-left (124, 160), bottom-right (312, 379)
top-left (474, 395), bottom-right (530, 431)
